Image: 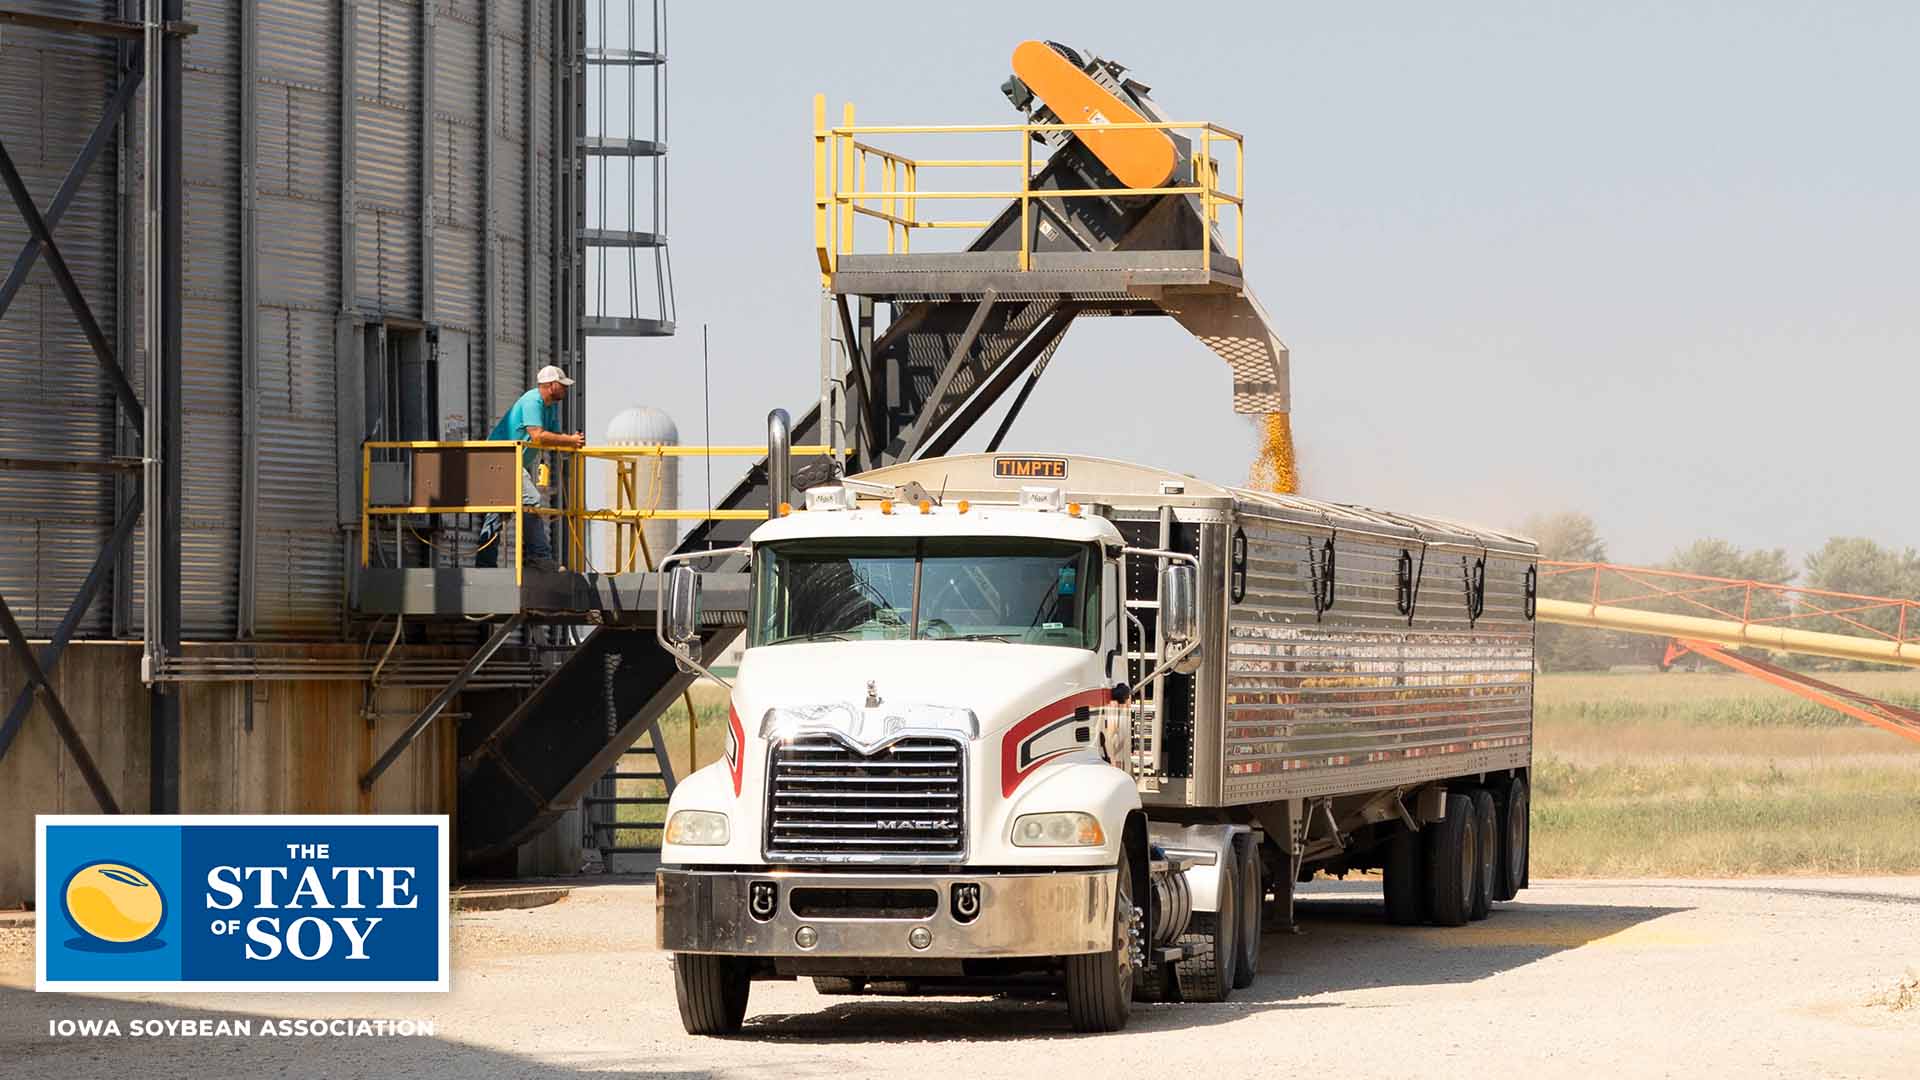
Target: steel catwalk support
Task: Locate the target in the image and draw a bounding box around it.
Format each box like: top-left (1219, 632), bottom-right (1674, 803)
top-left (362, 615), bottom-right (526, 791)
top-left (895, 290), bottom-right (997, 460)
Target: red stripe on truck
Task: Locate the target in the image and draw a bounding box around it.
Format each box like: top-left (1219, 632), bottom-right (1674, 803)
top-left (1000, 688), bottom-right (1113, 797)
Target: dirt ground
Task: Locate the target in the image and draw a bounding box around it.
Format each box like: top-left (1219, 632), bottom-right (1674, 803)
top-left (2, 876), bottom-right (1917, 1079)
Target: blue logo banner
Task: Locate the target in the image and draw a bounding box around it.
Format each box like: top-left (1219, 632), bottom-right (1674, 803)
top-left (37, 815), bottom-right (448, 993)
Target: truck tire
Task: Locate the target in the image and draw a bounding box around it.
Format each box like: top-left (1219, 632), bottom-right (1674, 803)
top-left (1494, 775), bottom-right (1529, 902)
top-left (1232, 836), bottom-right (1262, 988)
top-left (1469, 788), bottom-right (1497, 921)
top-left (673, 953), bottom-right (751, 1036)
top-left (1174, 859), bottom-right (1237, 1003)
top-left (1065, 847), bottom-right (1134, 1032)
top-left (811, 976), bottom-right (866, 996)
top-left (1382, 825), bottom-right (1426, 926)
top-left (1424, 792), bottom-right (1477, 928)
top-left (1133, 958), bottom-right (1173, 1003)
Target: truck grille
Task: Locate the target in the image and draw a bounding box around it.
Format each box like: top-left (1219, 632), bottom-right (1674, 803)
top-left (765, 735), bottom-right (966, 862)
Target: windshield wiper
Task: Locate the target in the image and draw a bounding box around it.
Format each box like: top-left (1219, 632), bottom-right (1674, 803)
top-left (785, 630), bottom-right (853, 643)
top-left (945, 633), bottom-right (1013, 642)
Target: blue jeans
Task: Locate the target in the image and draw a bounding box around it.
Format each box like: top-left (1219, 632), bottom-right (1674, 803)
top-left (475, 469), bottom-right (551, 568)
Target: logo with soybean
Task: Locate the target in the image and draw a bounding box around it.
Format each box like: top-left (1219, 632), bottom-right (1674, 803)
top-left (37, 815), bottom-right (447, 993)
top-left (63, 862), bottom-right (167, 950)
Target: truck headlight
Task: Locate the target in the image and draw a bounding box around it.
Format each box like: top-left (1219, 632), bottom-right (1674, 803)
top-left (1011, 812), bottom-right (1105, 847)
top-left (664, 810), bottom-right (730, 846)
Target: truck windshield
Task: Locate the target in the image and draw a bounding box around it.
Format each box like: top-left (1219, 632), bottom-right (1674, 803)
top-left (752, 537), bottom-right (1099, 649)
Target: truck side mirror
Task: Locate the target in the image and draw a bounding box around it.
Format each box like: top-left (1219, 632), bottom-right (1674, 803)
top-left (666, 564), bottom-right (703, 646)
top-left (1160, 563), bottom-right (1197, 650)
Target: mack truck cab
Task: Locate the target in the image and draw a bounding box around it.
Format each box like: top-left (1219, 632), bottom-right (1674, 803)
top-left (653, 477), bottom-right (1240, 1035)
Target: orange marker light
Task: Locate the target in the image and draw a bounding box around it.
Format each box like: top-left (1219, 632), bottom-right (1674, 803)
top-left (777, 502), bottom-right (793, 517)
top-left (918, 500), bottom-right (932, 514)
top-left (957, 500), bottom-right (970, 514)
top-left (1068, 502), bottom-right (1082, 517)
top-left (880, 500), bottom-right (893, 515)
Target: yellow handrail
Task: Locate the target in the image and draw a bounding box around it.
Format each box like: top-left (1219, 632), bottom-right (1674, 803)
top-left (359, 440), bottom-right (843, 585)
top-left (812, 95), bottom-right (1246, 285)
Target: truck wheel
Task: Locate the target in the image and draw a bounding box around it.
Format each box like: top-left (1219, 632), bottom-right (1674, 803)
top-left (673, 953), bottom-right (750, 1036)
top-left (1174, 858), bottom-right (1237, 1003)
top-left (1494, 775), bottom-right (1529, 902)
top-left (1424, 792), bottom-right (1477, 928)
top-left (1382, 825), bottom-right (1426, 926)
top-left (1232, 836), bottom-right (1261, 988)
top-left (1065, 847), bottom-right (1134, 1032)
top-left (1469, 789), bottom-right (1497, 921)
top-left (811, 976), bottom-right (866, 996)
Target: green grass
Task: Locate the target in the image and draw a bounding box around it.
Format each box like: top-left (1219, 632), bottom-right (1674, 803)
top-left (1531, 670), bottom-right (1920, 877)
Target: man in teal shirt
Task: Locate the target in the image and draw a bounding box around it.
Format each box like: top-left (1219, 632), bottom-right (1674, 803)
top-left (476, 365), bottom-right (585, 570)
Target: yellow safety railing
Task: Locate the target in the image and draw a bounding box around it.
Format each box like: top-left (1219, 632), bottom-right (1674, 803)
top-left (812, 95), bottom-right (1245, 285)
top-left (360, 440), bottom-right (842, 585)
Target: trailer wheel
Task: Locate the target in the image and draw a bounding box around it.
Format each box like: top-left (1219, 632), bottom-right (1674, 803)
top-left (1232, 836), bottom-right (1262, 988)
top-left (673, 953), bottom-right (750, 1036)
top-left (1174, 859), bottom-right (1237, 1003)
top-left (1065, 847), bottom-right (1134, 1032)
top-left (1424, 792), bottom-right (1477, 928)
top-left (1382, 825), bottom-right (1426, 926)
top-left (811, 976), bottom-right (866, 996)
top-left (1469, 789), bottom-right (1497, 921)
top-left (1494, 775), bottom-right (1529, 902)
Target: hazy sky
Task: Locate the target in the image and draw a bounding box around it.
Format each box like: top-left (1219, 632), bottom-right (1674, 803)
top-left (585, 2), bottom-right (1917, 569)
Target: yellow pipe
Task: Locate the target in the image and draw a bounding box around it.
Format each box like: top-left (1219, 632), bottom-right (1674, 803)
top-left (1534, 598), bottom-right (1920, 669)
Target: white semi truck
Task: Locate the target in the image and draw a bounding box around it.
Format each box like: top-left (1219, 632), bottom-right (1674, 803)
top-left (654, 452), bottom-right (1537, 1033)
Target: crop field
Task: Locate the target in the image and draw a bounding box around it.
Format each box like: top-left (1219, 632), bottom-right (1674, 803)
top-left (617, 672), bottom-right (1920, 878)
top-left (1532, 669), bottom-right (1920, 877)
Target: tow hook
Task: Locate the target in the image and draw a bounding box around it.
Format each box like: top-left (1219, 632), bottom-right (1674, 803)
top-left (951, 882), bottom-right (982, 923)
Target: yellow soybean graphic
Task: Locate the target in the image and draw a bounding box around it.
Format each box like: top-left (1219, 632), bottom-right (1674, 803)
top-left (65, 863), bottom-right (164, 943)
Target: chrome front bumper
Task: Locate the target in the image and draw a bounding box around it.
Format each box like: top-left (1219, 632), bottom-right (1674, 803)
top-left (656, 867), bottom-right (1116, 959)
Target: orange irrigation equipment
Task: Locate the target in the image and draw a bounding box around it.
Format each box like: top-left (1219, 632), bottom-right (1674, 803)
top-left (1538, 561), bottom-right (1920, 652)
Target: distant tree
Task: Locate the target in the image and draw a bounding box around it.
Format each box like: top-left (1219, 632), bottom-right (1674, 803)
top-left (1800, 538), bottom-right (1920, 653)
top-left (1653, 538), bottom-right (1794, 668)
top-left (1519, 512), bottom-right (1616, 672)
top-left (1521, 512), bottom-right (1607, 566)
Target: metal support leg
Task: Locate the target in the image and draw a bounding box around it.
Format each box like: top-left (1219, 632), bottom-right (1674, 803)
top-left (0, 482), bottom-right (141, 763)
top-left (0, 593), bottom-right (118, 812)
top-left (361, 614), bottom-right (525, 791)
top-left (897, 290), bottom-right (998, 460)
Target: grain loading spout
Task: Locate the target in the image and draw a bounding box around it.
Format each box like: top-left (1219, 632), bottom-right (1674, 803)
top-left (816, 40), bottom-right (1291, 473)
top-left (1000, 40), bottom-right (1289, 414)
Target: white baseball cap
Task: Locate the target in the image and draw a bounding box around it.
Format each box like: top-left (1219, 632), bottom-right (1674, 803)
top-left (536, 364), bottom-right (575, 386)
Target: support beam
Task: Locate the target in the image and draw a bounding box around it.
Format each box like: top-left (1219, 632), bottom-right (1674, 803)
top-left (150, 0), bottom-right (187, 815)
top-left (0, 62), bottom-right (142, 324)
top-left (0, 482), bottom-right (141, 764)
top-left (361, 614), bottom-right (525, 791)
top-left (1669, 639), bottom-right (1920, 745)
top-left (0, 138), bottom-right (144, 424)
top-left (897, 290), bottom-right (997, 460)
top-left (922, 306), bottom-right (1075, 460)
top-left (0, 593), bottom-right (117, 812)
